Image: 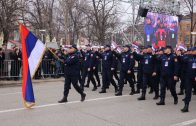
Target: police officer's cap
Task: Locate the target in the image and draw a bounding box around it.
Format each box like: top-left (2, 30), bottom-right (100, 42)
top-left (189, 47), bottom-right (196, 51)
top-left (104, 45), bottom-right (111, 48)
top-left (146, 45), bottom-right (152, 49)
top-left (165, 46), bottom-right (172, 50)
top-left (159, 47), bottom-right (164, 52)
top-left (123, 45), bottom-right (130, 49)
top-left (85, 44), bottom-right (91, 47)
top-left (187, 48), bottom-right (191, 51)
top-left (71, 44), bottom-right (78, 50)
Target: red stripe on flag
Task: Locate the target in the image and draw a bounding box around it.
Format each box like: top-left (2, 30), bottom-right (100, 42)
top-left (20, 24), bottom-right (30, 100)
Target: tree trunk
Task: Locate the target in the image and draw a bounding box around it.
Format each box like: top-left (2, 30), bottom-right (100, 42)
top-left (3, 28), bottom-right (9, 44)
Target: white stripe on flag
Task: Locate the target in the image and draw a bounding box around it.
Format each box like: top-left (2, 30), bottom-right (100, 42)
top-left (28, 39), bottom-right (46, 78)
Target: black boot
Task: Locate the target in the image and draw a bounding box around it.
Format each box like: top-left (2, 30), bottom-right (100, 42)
top-left (156, 98), bottom-right (165, 105)
top-left (92, 87), bottom-right (97, 91)
top-left (99, 89), bottom-right (106, 93)
top-left (58, 96), bottom-right (68, 103)
top-left (149, 88), bottom-right (153, 94)
top-left (174, 97), bottom-right (178, 105)
top-left (115, 89), bottom-right (122, 96)
top-left (115, 87), bottom-right (118, 93)
top-left (153, 92), bottom-right (159, 100)
top-left (84, 85), bottom-right (89, 88)
top-left (177, 90), bottom-right (184, 95)
top-left (129, 89), bottom-right (135, 95)
top-left (81, 93), bottom-right (86, 102)
top-left (138, 93), bottom-right (146, 100)
top-left (181, 103), bottom-right (189, 113)
top-left (135, 89), bottom-right (140, 94)
top-left (97, 83), bottom-right (101, 87)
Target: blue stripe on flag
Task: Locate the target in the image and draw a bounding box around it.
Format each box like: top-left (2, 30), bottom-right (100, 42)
top-left (25, 32), bottom-right (38, 57)
top-left (25, 68), bottom-right (35, 102)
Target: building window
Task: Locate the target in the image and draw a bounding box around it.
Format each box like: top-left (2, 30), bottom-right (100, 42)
top-left (185, 35), bottom-right (190, 44)
top-left (186, 25), bottom-right (191, 31)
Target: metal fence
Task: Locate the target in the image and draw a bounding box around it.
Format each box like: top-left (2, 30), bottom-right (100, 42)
top-left (0, 59), bottom-right (64, 80)
top-left (0, 60), bottom-right (138, 80)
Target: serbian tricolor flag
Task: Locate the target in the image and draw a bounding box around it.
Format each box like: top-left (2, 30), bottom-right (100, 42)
top-left (20, 24), bottom-right (46, 108)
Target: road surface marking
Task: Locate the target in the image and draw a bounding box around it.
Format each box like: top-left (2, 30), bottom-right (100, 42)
top-left (0, 95), bottom-right (130, 114)
top-left (171, 119), bottom-right (196, 126)
top-left (0, 92), bottom-right (21, 96)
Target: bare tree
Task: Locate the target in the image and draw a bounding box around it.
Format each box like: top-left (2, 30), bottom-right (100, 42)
top-left (89, 0), bottom-right (119, 44)
top-left (0, 0), bottom-right (25, 44)
top-left (181, 0), bottom-right (196, 46)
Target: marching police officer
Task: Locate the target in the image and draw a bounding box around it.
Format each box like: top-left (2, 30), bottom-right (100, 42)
top-left (97, 45), bottom-right (118, 93)
top-left (114, 45), bottom-right (136, 96)
top-left (179, 47), bottom-right (196, 112)
top-left (92, 47), bottom-right (101, 87)
top-left (133, 46), bottom-right (158, 100)
top-left (58, 45), bottom-right (86, 103)
top-left (112, 54), bottom-right (120, 82)
top-left (156, 46), bottom-right (179, 105)
top-left (177, 48), bottom-right (187, 95)
top-left (81, 45), bottom-right (97, 91)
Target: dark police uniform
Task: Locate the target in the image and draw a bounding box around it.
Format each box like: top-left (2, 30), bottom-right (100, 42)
top-left (152, 53), bottom-right (161, 99)
top-left (76, 50), bottom-right (84, 84)
top-left (81, 50), bottom-right (97, 91)
top-left (177, 54), bottom-right (188, 95)
top-left (112, 54), bottom-right (120, 82)
top-left (134, 52), bottom-right (157, 100)
top-left (156, 53), bottom-right (179, 105)
top-left (114, 51), bottom-right (135, 96)
top-left (97, 50), bottom-right (118, 93)
top-left (136, 60), bottom-right (143, 94)
top-left (93, 51), bottom-right (101, 87)
top-left (58, 52), bottom-right (86, 103)
top-left (181, 54), bottom-right (196, 112)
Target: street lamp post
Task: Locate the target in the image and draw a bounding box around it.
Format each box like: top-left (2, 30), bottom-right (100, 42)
top-left (39, 29), bottom-right (46, 44)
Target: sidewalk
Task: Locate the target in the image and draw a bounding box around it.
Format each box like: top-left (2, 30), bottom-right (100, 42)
top-left (0, 77), bottom-right (64, 87)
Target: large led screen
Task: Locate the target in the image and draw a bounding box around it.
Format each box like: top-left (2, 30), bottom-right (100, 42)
top-left (144, 12), bottom-right (178, 48)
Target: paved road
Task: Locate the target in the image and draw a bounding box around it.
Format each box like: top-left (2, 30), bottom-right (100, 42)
top-left (0, 81), bottom-right (196, 126)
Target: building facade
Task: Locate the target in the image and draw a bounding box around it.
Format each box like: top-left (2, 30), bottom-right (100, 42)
top-left (178, 13), bottom-right (196, 47)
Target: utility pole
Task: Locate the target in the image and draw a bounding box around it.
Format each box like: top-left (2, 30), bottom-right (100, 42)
top-left (132, 0), bottom-right (135, 43)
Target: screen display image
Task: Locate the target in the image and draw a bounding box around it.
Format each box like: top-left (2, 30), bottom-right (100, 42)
top-left (144, 12), bottom-right (179, 48)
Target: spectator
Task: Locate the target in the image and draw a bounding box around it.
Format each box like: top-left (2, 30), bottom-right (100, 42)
top-left (0, 47), bottom-right (5, 78)
top-left (42, 50), bottom-right (51, 77)
top-left (10, 47), bottom-right (22, 80)
top-left (55, 50), bottom-right (63, 78)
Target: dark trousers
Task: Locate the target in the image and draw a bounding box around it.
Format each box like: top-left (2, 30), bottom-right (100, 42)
top-left (118, 70), bottom-right (134, 91)
top-left (184, 78), bottom-right (195, 104)
top-left (81, 69), bottom-right (96, 89)
top-left (142, 73), bottom-right (152, 94)
top-left (102, 69), bottom-right (117, 90)
top-left (179, 73), bottom-right (186, 91)
top-left (152, 74), bottom-right (160, 95)
top-left (136, 71), bottom-right (143, 91)
top-left (112, 69), bottom-right (119, 82)
top-left (63, 76), bottom-right (83, 97)
top-left (93, 67), bottom-right (100, 85)
top-left (160, 76), bottom-right (177, 99)
top-left (86, 70), bottom-right (97, 87)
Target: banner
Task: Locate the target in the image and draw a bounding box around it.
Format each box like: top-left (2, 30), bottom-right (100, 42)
top-left (144, 12), bottom-right (178, 48)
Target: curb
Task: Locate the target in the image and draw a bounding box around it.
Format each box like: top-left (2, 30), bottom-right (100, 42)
top-left (0, 78), bottom-right (64, 88)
